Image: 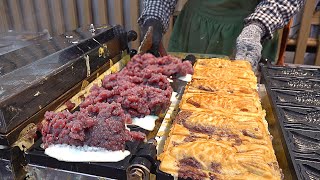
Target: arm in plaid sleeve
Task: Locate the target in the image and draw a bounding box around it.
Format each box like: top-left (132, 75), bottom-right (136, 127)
top-left (245, 0), bottom-right (306, 39)
top-left (138, 0), bottom-right (178, 33)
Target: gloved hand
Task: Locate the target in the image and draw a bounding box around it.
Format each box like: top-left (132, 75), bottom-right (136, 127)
top-left (235, 24), bottom-right (265, 73)
top-left (141, 18), bottom-right (163, 56)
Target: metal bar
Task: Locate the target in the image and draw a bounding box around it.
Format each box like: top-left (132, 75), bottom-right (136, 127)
top-left (128, 0), bottom-right (140, 50)
top-left (276, 20), bottom-right (292, 66)
top-left (47, 0), bottom-right (65, 35)
top-left (7, 0), bottom-right (23, 32)
top-left (92, 0), bottom-right (108, 26)
top-left (311, 11), bottom-right (320, 24)
top-left (315, 40), bottom-right (320, 65)
top-left (275, 28), bottom-right (283, 64)
top-left (163, 17), bottom-right (173, 50)
top-left (113, 0), bottom-right (124, 26)
top-left (0, 0), bottom-right (9, 33)
top-left (76, 0), bottom-right (92, 28)
top-left (62, 0), bottom-right (78, 31)
top-left (34, 0), bottom-right (51, 32)
top-left (293, 0), bottom-right (317, 64)
top-left (20, 0), bottom-right (38, 32)
top-left (287, 38), bottom-right (318, 47)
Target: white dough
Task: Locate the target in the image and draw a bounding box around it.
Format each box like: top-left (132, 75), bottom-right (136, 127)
top-left (131, 115), bottom-right (158, 131)
top-left (178, 74), bottom-right (192, 82)
top-left (45, 144), bottom-right (130, 162)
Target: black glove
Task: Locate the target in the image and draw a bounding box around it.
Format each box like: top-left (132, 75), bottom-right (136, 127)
top-left (141, 18), bottom-right (163, 56)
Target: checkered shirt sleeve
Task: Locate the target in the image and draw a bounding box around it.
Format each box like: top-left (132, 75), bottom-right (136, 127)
top-left (138, 0), bottom-right (178, 33)
top-left (245, 0), bottom-right (306, 39)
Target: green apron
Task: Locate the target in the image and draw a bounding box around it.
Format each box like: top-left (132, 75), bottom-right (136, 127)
top-left (168, 0), bottom-right (279, 61)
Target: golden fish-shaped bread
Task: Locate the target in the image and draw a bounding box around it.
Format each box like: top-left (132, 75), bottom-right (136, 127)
top-left (169, 110), bottom-right (270, 143)
top-left (193, 66), bottom-right (257, 83)
top-left (186, 78), bottom-right (257, 94)
top-left (180, 92), bottom-right (264, 117)
top-left (195, 58), bottom-right (252, 70)
top-left (159, 137), bottom-right (281, 180)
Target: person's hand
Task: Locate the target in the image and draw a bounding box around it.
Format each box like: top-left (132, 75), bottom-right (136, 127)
top-left (141, 18), bottom-right (163, 56)
top-left (235, 24), bottom-right (264, 73)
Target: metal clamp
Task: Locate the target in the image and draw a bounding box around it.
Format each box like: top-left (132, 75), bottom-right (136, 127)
top-left (89, 24), bottom-right (96, 35)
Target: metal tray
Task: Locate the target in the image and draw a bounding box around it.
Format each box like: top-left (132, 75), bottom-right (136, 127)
top-left (154, 85), bottom-right (295, 180)
top-left (294, 157), bottom-right (320, 180)
top-left (265, 77), bottom-right (320, 91)
top-left (270, 89), bottom-right (320, 108)
top-left (285, 128), bottom-right (320, 155)
top-left (262, 65), bottom-right (320, 180)
top-left (0, 25), bottom-right (138, 146)
top-left (0, 146), bottom-right (26, 180)
top-left (261, 66), bottom-right (320, 78)
top-left (0, 25), bottom-right (131, 136)
top-left (276, 106), bottom-right (320, 131)
top-left (24, 53), bottom-right (191, 179)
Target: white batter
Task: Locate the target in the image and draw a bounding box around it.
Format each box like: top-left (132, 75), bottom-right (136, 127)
top-left (131, 115), bottom-right (158, 131)
top-left (45, 144), bottom-right (130, 162)
top-left (178, 74), bottom-right (193, 82)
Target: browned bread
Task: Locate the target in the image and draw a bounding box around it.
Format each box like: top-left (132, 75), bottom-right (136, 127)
top-left (180, 93), bottom-right (264, 117)
top-left (185, 78), bottom-right (257, 95)
top-left (169, 110), bottom-right (270, 143)
top-left (195, 58), bottom-right (252, 70)
top-left (160, 136), bottom-right (281, 180)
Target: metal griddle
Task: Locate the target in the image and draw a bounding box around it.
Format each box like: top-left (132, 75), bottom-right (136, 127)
top-left (261, 64), bottom-right (320, 180)
top-left (0, 25), bottom-right (137, 180)
top-left (24, 54), bottom-right (294, 180)
top-left (0, 28), bottom-right (302, 180)
top-left (0, 25), bottom-right (136, 145)
top-left (24, 58), bottom-right (193, 180)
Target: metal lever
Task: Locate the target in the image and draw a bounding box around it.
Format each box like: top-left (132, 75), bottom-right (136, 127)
top-left (126, 139), bottom-right (157, 180)
top-left (128, 30), bottom-right (138, 42)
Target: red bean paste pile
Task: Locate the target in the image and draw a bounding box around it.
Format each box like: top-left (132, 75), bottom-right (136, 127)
top-left (42, 54), bottom-right (193, 150)
top-left (42, 102), bottom-right (145, 150)
top-left (178, 157), bottom-right (220, 180)
top-left (80, 53), bottom-right (193, 117)
top-left (126, 53), bottom-right (194, 77)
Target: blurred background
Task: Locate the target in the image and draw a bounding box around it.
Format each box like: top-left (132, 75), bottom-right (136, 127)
top-left (0, 0), bottom-right (319, 64)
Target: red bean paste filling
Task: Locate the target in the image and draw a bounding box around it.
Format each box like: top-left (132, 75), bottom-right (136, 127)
top-left (198, 85), bottom-right (215, 92)
top-left (178, 158), bottom-right (222, 180)
top-left (65, 100), bottom-right (76, 111)
top-left (183, 136), bottom-right (197, 142)
top-left (241, 130), bottom-right (258, 139)
top-left (42, 102), bottom-right (145, 150)
top-left (126, 54), bottom-right (194, 78)
top-left (209, 173), bottom-right (219, 180)
top-left (80, 53), bottom-right (194, 118)
top-left (175, 111), bottom-right (193, 124)
top-left (178, 158), bottom-right (208, 180)
top-left (186, 98), bottom-right (201, 108)
top-left (42, 54), bottom-right (193, 150)
top-left (211, 162), bottom-right (222, 173)
top-left (175, 111), bottom-right (243, 146)
top-left (180, 157), bottom-right (202, 169)
top-left (172, 141), bottom-right (180, 146)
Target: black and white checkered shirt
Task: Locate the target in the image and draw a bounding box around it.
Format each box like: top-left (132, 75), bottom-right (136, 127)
top-left (138, 0), bottom-right (306, 39)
